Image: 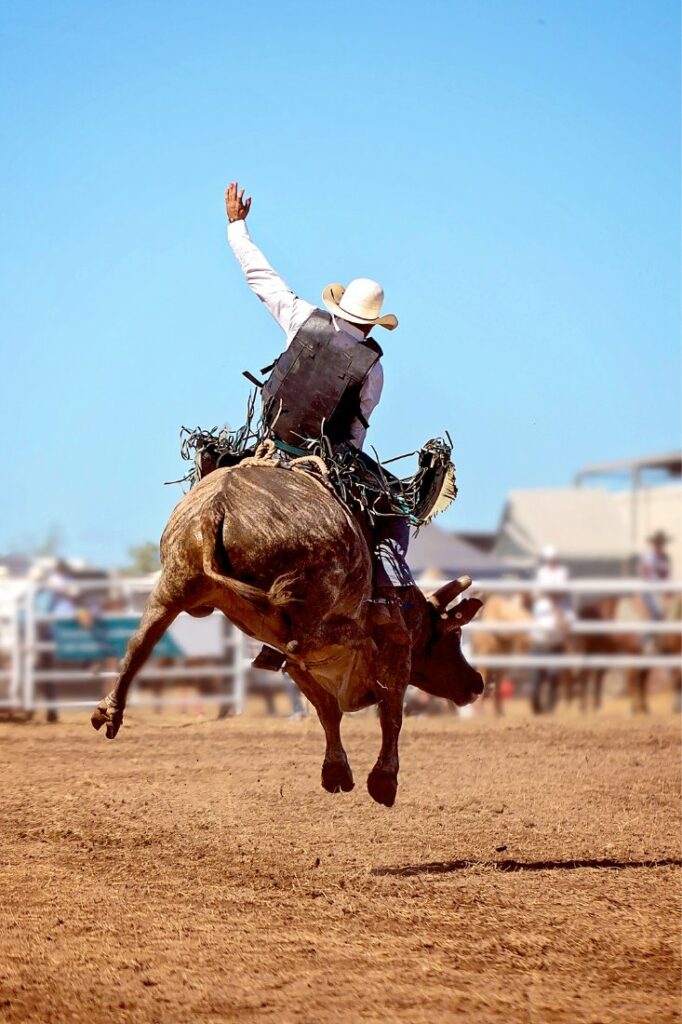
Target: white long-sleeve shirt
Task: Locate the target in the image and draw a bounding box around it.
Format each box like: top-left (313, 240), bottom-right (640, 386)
top-left (228, 219), bottom-right (383, 448)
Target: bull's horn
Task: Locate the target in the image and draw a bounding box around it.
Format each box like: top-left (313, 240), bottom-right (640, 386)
top-left (450, 597), bottom-right (483, 625)
top-left (428, 575), bottom-right (473, 612)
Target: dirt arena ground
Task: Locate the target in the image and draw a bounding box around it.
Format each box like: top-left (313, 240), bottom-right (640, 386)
top-left (1, 702), bottom-right (680, 1023)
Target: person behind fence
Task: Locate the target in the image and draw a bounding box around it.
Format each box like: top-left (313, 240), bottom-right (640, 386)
top-left (639, 530), bottom-right (672, 620)
top-left (225, 181), bottom-right (414, 671)
top-left (29, 560), bottom-right (77, 724)
top-left (536, 545), bottom-right (573, 616)
top-left (529, 546), bottom-right (574, 714)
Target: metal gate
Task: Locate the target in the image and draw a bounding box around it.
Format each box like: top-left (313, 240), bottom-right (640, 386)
top-left (1, 577), bottom-right (246, 715)
top-left (0, 583), bottom-right (24, 710)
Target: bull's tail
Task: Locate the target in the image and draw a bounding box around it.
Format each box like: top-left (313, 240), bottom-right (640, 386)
top-left (200, 500), bottom-right (301, 610)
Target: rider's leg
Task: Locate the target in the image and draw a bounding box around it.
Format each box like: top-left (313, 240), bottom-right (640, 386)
top-left (369, 515), bottom-right (415, 631)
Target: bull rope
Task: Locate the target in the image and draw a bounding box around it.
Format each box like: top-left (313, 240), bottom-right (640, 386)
top-left (169, 390), bottom-right (457, 527)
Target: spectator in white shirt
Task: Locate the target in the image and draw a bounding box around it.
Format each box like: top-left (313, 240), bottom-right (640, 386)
top-left (640, 530), bottom-right (672, 620)
top-left (529, 545), bottom-right (574, 713)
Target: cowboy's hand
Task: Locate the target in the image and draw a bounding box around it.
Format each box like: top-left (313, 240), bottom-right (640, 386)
top-left (225, 181), bottom-right (252, 222)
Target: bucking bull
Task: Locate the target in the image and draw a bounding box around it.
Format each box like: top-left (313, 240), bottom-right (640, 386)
top-left (92, 459), bottom-right (484, 806)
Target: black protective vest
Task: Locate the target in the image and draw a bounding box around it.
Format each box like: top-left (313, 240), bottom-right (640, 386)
top-left (261, 309), bottom-right (383, 446)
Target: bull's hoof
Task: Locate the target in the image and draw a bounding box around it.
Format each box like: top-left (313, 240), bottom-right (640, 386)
top-left (321, 759), bottom-right (354, 794)
top-left (367, 768), bottom-right (398, 808)
top-left (91, 695), bottom-right (124, 740)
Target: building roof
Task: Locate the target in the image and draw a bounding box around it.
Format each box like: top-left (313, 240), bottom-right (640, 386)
top-left (493, 487), bottom-right (634, 562)
top-left (0, 554), bottom-right (32, 578)
top-left (408, 523), bottom-right (510, 579)
top-left (575, 450), bottom-right (682, 482)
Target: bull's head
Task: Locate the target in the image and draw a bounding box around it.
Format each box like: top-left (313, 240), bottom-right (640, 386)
top-left (411, 575), bottom-right (485, 706)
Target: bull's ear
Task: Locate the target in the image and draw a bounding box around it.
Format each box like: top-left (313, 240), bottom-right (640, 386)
top-left (428, 575), bottom-right (472, 613)
top-left (447, 596), bottom-right (483, 626)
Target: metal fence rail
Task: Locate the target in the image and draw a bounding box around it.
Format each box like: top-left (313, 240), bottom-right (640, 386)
top-left (460, 654), bottom-right (680, 669)
top-left (445, 579), bottom-right (682, 595)
top-left (463, 620), bottom-right (682, 634)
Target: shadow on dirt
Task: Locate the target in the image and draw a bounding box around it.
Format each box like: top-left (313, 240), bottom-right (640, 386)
top-left (373, 857), bottom-right (682, 877)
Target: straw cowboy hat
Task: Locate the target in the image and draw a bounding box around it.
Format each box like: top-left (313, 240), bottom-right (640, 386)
top-left (322, 277), bottom-right (398, 330)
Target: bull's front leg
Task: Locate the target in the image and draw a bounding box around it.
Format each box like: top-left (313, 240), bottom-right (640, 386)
top-left (284, 662), bottom-right (354, 794)
top-left (367, 644), bottom-right (411, 808)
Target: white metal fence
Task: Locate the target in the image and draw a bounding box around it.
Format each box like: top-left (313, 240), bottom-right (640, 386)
top-left (0, 577), bottom-right (246, 715)
top-left (450, 577), bottom-right (682, 671)
top-left (0, 576), bottom-right (679, 714)
top-left (0, 582), bottom-right (24, 709)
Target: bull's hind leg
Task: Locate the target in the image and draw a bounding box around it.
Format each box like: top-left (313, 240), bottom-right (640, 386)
top-left (91, 583), bottom-right (181, 739)
top-left (284, 663), bottom-right (354, 794)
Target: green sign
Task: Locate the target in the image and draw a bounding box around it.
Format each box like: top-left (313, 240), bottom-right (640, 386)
top-left (52, 616), bottom-right (183, 662)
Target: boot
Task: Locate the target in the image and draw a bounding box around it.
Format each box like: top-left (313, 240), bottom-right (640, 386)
top-left (252, 644), bottom-right (287, 672)
top-left (369, 595), bottom-right (395, 627)
top-left (368, 587), bottom-right (412, 640)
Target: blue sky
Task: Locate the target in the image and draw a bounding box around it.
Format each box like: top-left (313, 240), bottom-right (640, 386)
top-left (1, 0), bottom-right (679, 566)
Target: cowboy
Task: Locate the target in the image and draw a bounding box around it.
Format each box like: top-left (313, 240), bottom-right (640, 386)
top-left (225, 182), bottom-right (413, 666)
top-left (535, 544), bottom-right (574, 617)
top-left (530, 545), bottom-right (574, 714)
top-left (639, 529), bottom-right (672, 620)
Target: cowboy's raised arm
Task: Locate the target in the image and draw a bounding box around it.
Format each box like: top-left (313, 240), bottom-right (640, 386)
top-left (225, 182), bottom-right (314, 345)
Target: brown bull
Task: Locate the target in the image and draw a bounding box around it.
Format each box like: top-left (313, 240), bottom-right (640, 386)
top-left (91, 461), bottom-right (484, 806)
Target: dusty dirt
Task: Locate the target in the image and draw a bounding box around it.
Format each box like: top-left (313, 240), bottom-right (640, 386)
top-left (1, 705), bottom-right (680, 1023)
